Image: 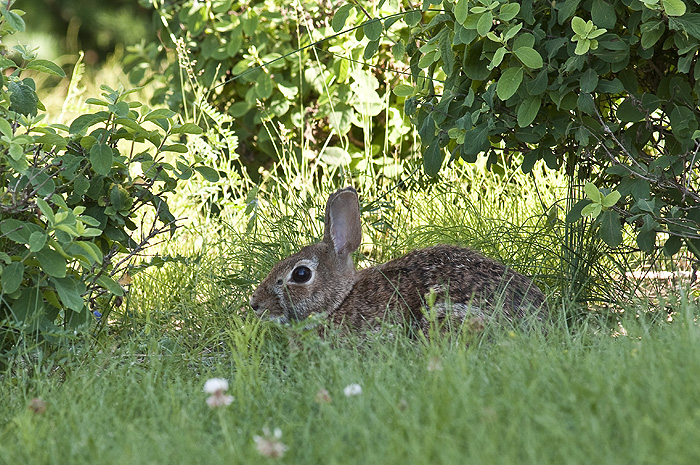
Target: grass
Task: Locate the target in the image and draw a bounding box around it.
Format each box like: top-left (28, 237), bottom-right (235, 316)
top-left (2, 135), bottom-right (698, 463)
top-left (2, 308), bottom-right (700, 464)
top-left (8, 22), bottom-right (699, 465)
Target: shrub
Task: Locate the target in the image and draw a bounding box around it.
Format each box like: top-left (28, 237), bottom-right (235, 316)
top-left (0, 4), bottom-right (203, 359)
top-left (127, 0), bottom-right (417, 180)
top-left (336, 0), bottom-right (700, 264)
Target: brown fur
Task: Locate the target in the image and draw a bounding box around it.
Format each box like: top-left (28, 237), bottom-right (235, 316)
top-left (249, 187), bottom-right (547, 332)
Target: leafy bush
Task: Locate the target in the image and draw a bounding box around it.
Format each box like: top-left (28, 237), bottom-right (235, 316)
top-left (337, 0), bottom-right (700, 263)
top-left (0, 4), bottom-right (203, 358)
top-left (127, 0), bottom-right (416, 180)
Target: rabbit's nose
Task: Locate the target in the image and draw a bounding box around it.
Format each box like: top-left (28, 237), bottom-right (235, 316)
top-left (249, 296), bottom-right (262, 314)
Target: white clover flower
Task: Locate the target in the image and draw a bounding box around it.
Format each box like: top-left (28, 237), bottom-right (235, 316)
top-left (254, 427), bottom-right (288, 459)
top-left (203, 378), bottom-right (234, 407)
top-left (343, 383), bottom-right (363, 397)
top-left (203, 378), bottom-right (229, 394)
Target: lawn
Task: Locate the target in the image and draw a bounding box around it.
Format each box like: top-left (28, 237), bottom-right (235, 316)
top-left (3, 18), bottom-right (698, 464)
top-left (2, 302), bottom-right (699, 464)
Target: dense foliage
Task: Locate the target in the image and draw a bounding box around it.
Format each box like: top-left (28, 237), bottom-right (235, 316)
top-left (128, 0), bottom-right (416, 180)
top-left (0, 4), bottom-right (204, 358)
top-left (333, 0), bottom-right (700, 262)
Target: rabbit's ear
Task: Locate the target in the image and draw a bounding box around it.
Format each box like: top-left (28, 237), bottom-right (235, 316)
top-left (324, 187), bottom-right (362, 256)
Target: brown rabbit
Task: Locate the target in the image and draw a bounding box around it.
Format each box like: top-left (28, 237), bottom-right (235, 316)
top-left (249, 187), bottom-right (547, 333)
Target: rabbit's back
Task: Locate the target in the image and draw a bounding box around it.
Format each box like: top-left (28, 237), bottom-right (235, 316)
top-left (330, 244), bottom-right (547, 330)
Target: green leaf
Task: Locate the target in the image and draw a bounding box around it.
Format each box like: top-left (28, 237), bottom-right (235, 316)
top-left (527, 70), bottom-right (548, 95)
top-left (636, 198), bottom-right (656, 213)
top-left (499, 3), bottom-right (520, 21)
top-left (363, 39), bottom-right (380, 60)
top-left (1, 219), bottom-right (42, 244)
top-left (637, 216), bottom-right (658, 252)
top-left (571, 16), bottom-right (587, 35)
top-left (0, 55), bottom-right (15, 70)
top-left (161, 144), bottom-right (189, 154)
top-left (26, 59), bottom-right (66, 78)
top-left (454, 0), bottom-right (469, 25)
top-left (71, 242), bottom-right (103, 265)
top-left (496, 67), bottom-right (523, 101)
top-left (517, 96), bottom-right (541, 127)
top-left (617, 98), bottom-right (645, 123)
top-left (636, 229), bottom-right (656, 253)
top-left (513, 47), bottom-right (543, 69)
top-left (1, 8), bottom-right (25, 32)
top-left (598, 210), bottom-right (623, 247)
top-left (0, 118), bottom-right (11, 138)
top-left (581, 203), bottom-right (602, 218)
top-left (577, 93), bottom-right (596, 116)
top-left (423, 141), bottom-right (443, 176)
top-left (143, 108), bottom-right (177, 122)
top-left (51, 277), bottom-right (85, 312)
top-left (1, 262), bottom-right (24, 294)
top-left (404, 10), bottom-right (422, 27)
top-left (557, 0), bottom-right (581, 23)
top-left (668, 14), bottom-right (700, 40)
top-left (580, 68), bottom-right (599, 93)
top-left (35, 248), bottom-right (67, 278)
top-left (171, 123), bottom-right (203, 135)
top-left (597, 78), bottom-right (624, 94)
top-left (28, 231), bottom-right (47, 252)
top-left (195, 166), bottom-right (220, 182)
top-left (641, 23), bottom-right (665, 49)
top-left (477, 11), bottom-right (494, 36)
top-left (418, 114), bottom-right (436, 144)
top-left (332, 4), bottom-right (354, 32)
top-left (601, 190), bottom-right (621, 208)
top-left (69, 112), bottom-right (109, 134)
top-left (591, 0), bottom-right (616, 30)
top-left (418, 50), bottom-right (438, 68)
top-left (574, 39), bottom-right (591, 55)
top-left (663, 235), bottom-right (682, 256)
top-left (11, 287), bottom-right (43, 324)
top-left (566, 199), bottom-right (592, 223)
top-left (35, 198), bottom-right (55, 224)
top-left (320, 147), bottom-right (351, 166)
top-left (521, 148), bottom-right (542, 173)
top-left (108, 101), bottom-right (130, 117)
top-left (8, 80), bottom-right (38, 116)
top-left (584, 182), bottom-right (603, 203)
top-left (392, 41), bottom-right (406, 60)
top-left (90, 143), bottom-right (113, 175)
top-left (363, 19), bottom-right (382, 41)
top-left (489, 47), bottom-right (507, 70)
top-left (255, 74), bottom-right (274, 99)
top-left (393, 84), bottom-right (415, 97)
top-left (439, 30), bottom-right (455, 73)
top-left (96, 275), bottom-right (124, 297)
top-left (461, 124), bottom-right (490, 160)
top-left (662, 0), bottom-right (686, 16)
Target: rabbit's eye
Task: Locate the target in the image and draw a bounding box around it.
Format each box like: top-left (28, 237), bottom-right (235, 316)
top-left (291, 266), bottom-right (312, 283)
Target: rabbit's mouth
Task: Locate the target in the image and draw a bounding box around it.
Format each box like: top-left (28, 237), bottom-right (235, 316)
top-left (249, 297), bottom-right (290, 324)
top-left (252, 307), bottom-right (291, 325)
top-left (269, 314), bottom-right (290, 325)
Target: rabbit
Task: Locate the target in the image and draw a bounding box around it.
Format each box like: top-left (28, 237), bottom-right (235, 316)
top-left (249, 186), bottom-right (548, 333)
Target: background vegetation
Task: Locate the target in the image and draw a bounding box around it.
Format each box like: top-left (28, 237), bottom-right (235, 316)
top-left (1, 0), bottom-right (699, 462)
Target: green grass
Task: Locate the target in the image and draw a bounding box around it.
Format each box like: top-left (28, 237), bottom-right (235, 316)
top-left (1, 158), bottom-right (698, 463)
top-left (2, 310), bottom-right (700, 464)
top-left (11, 35), bottom-right (698, 465)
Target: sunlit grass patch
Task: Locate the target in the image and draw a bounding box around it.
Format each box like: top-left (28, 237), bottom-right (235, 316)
top-left (2, 310), bottom-right (700, 464)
